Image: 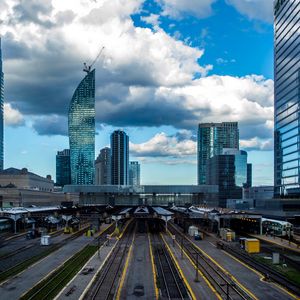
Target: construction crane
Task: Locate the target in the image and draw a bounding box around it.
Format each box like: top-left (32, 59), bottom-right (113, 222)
top-left (83, 46), bottom-right (105, 73)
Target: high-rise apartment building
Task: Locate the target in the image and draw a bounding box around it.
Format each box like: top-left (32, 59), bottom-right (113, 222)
top-left (274, 0), bottom-right (300, 196)
top-left (95, 147), bottom-right (111, 185)
top-left (246, 163), bottom-right (252, 188)
top-left (197, 122), bottom-right (239, 184)
top-left (129, 161), bottom-right (140, 186)
top-left (111, 130), bottom-right (129, 185)
top-left (56, 149), bottom-right (71, 186)
top-left (68, 69), bottom-right (95, 185)
top-left (0, 38), bottom-right (4, 170)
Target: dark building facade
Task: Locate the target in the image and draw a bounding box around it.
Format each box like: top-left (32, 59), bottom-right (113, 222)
top-left (274, 0), bottom-right (300, 196)
top-left (111, 130), bottom-right (129, 185)
top-left (68, 69), bottom-right (95, 185)
top-left (56, 149), bottom-right (71, 187)
top-left (0, 38), bottom-right (4, 170)
top-left (207, 150), bottom-right (247, 207)
top-left (95, 147), bottom-right (111, 185)
top-left (197, 122), bottom-right (239, 185)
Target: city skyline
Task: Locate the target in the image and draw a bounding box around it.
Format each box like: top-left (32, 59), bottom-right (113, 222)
top-left (1, 0), bottom-right (274, 185)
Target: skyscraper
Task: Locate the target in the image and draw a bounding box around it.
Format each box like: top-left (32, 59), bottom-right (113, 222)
top-left (95, 147), bottom-right (111, 185)
top-left (274, 1), bottom-right (300, 196)
top-left (197, 122), bottom-right (239, 185)
top-left (111, 130), bottom-right (129, 185)
top-left (68, 69), bottom-right (95, 185)
top-left (129, 161), bottom-right (140, 186)
top-left (56, 149), bottom-right (71, 187)
top-left (0, 38), bottom-right (4, 170)
top-left (206, 149), bottom-right (247, 207)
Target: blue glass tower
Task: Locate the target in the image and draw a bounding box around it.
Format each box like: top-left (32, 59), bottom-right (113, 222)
top-left (274, 1), bottom-right (300, 196)
top-left (0, 38), bottom-right (4, 170)
top-left (68, 69), bottom-right (95, 185)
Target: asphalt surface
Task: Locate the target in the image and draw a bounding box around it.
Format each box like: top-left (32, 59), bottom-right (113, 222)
top-left (119, 232), bottom-right (156, 300)
top-left (0, 235), bottom-right (93, 300)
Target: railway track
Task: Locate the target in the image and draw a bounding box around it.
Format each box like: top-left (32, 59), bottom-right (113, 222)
top-left (151, 233), bottom-right (190, 300)
top-left (220, 243), bottom-right (300, 297)
top-left (168, 222), bottom-right (254, 300)
top-left (84, 221), bottom-right (135, 300)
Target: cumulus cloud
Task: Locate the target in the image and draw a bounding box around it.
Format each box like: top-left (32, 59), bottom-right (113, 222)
top-left (240, 137), bottom-right (273, 151)
top-left (156, 0), bottom-right (217, 19)
top-left (130, 132), bottom-right (196, 157)
top-left (226, 0), bottom-right (273, 23)
top-left (4, 103), bottom-right (24, 126)
top-left (0, 0), bottom-right (274, 153)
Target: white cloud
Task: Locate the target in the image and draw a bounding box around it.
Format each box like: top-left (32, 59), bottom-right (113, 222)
top-left (240, 137), bottom-right (273, 151)
top-left (156, 0), bottom-right (217, 19)
top-left (226, 0), bottom-right (273, 23)
top-left (4, 103), bottom-right (24, 126)
top-left (130, 132), bottom-right (196, 157)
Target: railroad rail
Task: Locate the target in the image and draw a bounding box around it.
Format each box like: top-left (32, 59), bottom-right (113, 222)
top-left (151, 233), bottom-right (189, 300)
top-left (84, 221), bottom-right (135, 300)
top-left (220, 243), bottom-right (300, 297)
top-left (168, 222), bottom-right (254, 300)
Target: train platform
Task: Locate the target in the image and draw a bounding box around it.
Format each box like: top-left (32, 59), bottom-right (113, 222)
top-left (169, 222), bottom-right (297, 300)
top-left (118, 231), bottom-right (156, 300)
top-left (0, 224), bottom-right (112, 300)
top-left (162, 232), bottom-right (218, 300)
top-left (250, 234), bottom-right (300, 254)
top-left (56, 237), bottom-right (118, 300)
top-left (190, 235), bottom-right (297, 300)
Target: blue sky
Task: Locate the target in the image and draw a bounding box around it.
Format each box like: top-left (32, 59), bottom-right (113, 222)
top-left (1, 0), bottom-right (274, 185)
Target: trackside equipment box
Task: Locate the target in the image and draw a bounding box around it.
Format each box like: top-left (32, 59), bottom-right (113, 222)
top-left (245, 238), bottom-right (260, 253)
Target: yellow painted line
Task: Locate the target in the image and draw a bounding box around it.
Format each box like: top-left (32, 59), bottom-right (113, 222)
top-left (171, 227), bottom-right (258, 300)
top-left (148, 233), bottom-right (159, 300)
top-left (160, 233), bottom-right (197, 300)
top-left (115, 230), bottom-right (136, 300)
top-left (167, 231), bottom-right (221, 300)
top-left (118, 218), bottom-right (133, 239)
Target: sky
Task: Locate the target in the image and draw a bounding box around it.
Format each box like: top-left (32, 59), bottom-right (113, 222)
top-left (1, 0), bottom-right (274, 185)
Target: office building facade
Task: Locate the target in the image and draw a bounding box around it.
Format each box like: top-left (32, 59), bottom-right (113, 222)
top-left (0, 38), bottom-right (4, 170)
top-left (95, 147), bottom-right (111, 185)
top-left (68, 69), bottom-right (95, 185)
top-left (197, 122), bottom-right (239, 185)
top-left (129, 161), bottom-right (140, 186)
top-left (56, 149), bottom-right (71, 186)
top-left (207, 149), bottom-right (248, 207)
top-left (111, 130), bottom-right (129, 185)
top-left (246, 163), bottom-right (252, 188)
top-left (274, 0), bottom-right (300, 196)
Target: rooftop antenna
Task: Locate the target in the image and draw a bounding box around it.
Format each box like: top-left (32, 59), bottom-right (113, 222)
top-left (83, 46), bottom-right (105, 73)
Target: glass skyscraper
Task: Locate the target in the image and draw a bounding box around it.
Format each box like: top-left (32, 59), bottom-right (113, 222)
top-left (68, 69), bottom-right (95, 185)
top-left (111, 130), bottom-right (129, 185)
top-left (56, 149), bottom-right (71, 186)
top-left (0, 38), bottom-right (4, 170)
top-left (207, 149), bottom-right (247, 207)
top-left (197, 122), bottom-right (239, 184)
top-left (129, 161), bottom-right (141, 186)
top-left (274, 0), bottom-right (300, 196)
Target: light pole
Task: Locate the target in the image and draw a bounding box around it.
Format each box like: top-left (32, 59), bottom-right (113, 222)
top-left (194, 252), bottom-right (199, 282)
